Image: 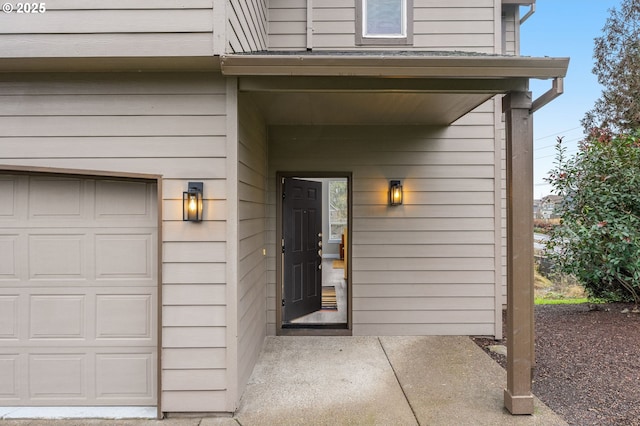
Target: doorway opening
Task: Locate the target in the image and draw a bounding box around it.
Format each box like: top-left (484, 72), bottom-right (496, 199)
top-left (276, 173), bottom-right (351, 334)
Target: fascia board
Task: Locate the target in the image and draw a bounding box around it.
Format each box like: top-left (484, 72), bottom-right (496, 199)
top-left (220, 54), bottom-right (569, 80)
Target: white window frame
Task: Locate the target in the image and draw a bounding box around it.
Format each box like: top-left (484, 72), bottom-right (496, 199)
top-left (356, 0), bottom-right (413, 46)
top-left (328, 180), bottom-right (348, 243)
top-left (363, 0), bottom-right (406, 38)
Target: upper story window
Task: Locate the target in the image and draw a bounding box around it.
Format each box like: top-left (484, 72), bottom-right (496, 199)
top-left (365, 0), bottom-right (405, 37)
top-left (356, 0), bottom-right (413, 46)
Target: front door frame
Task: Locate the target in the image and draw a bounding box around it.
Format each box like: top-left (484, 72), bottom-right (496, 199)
top-left (276, 171), bottom-right (353, 336)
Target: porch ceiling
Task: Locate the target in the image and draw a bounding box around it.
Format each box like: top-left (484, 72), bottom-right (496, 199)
top-left (225, 53), bottom-right (569, 126)
top-left (245, 91), bottom-right (496, 125)
top-left (238, 75), bottom-right (528, 125)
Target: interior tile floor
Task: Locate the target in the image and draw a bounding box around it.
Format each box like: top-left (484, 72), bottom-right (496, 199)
top-left (290, 258), bottom-right (347, 324)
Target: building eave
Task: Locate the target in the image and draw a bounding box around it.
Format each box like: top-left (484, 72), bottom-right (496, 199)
top-left (220, 52), bottom-right (569, 80)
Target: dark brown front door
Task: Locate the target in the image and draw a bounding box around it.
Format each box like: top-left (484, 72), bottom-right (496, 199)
top-left (282, 178), bottom-right (323, 322)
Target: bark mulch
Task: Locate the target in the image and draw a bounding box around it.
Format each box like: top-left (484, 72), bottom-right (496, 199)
top-left (472, 303), bottom-right (640, 426)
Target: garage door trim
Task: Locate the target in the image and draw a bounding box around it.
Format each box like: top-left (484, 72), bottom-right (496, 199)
top-left (0, 165), bottom-right (163, 419)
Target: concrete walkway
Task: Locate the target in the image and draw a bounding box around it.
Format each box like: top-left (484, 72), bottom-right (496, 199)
top-left (0, 336), bottom-right (567, 425)
top-left (234, 336), bottom-right (566, 426)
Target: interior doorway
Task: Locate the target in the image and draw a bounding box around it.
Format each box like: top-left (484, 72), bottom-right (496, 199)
top-left (277, 173), bottom-right (350, 332)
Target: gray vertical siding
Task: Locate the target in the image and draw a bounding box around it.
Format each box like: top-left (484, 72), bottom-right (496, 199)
top-left (502, 4), bottom-right (518, 55)
top-left (0, 1), bottom-right (215, 58)
top-left (228, 0), bottom-right (268, 52)
top-left (269, 0), bottom-right (497, 53)
top-left (236, 94), bottom-right (268, 397)
top-left (267, 103), bottom-right (500, 336)
top-left (0, 72), bottom-right (231, 412)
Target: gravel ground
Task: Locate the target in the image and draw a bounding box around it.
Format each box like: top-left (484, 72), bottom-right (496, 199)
top-left (472, 303), bottom-right (640, 426)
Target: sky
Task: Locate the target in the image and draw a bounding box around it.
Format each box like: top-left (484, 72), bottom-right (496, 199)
top-left (519, 0), bottom-right (623, 198)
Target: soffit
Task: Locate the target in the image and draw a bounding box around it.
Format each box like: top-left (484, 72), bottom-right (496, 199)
top-left (245, 90), bottom-right (497, 126)
top-left (240, 76), bottom-right (530, 125)
top-left (226, 52), bottom-right (568, 126)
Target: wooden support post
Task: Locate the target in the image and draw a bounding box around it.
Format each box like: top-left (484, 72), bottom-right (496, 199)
top-left (503, 91), bottom-right (535, 415)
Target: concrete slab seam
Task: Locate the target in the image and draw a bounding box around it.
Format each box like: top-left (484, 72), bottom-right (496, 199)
top-left (377, 337), bottom-right (421, 425)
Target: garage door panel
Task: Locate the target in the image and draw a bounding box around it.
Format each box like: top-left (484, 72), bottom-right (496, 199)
top-left (30, 295), bottom-right (86, 340)
top-left (28, 178), bottom-right (85, 219)
top-left (8, 228), bottom-right (157, 285)
top-left (7, 220), bottom-right (156, 229)
top-left (0, 286), bottom-right (158, 346)
top-left (95, 180), bottom-right (156, 221)
top-left (0, 174), bottom-right (158, 406)
top-left (29, 353), bottom-right (87, 400)
top-left (29, 234), bottom-right (87, 280)
top-left (96, 353), bottom-right (154, 400)
top-left (95, 233), bottom-right (153, 280)
top-left (9, 281), bottom-right (154, 289)
top-left (2, 341), bottom-right (157, 349)
top-left (96, 295), bottom-right (152, 339)
top-left (0, 348), bottom-right (157, 405)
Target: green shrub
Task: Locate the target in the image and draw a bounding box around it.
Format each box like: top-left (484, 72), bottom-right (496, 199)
top-left (533, 219), bottom-right (558, 234)
top-left (546, 130), bottom-right (640, 304)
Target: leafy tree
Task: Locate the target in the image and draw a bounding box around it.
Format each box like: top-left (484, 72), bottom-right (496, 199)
top-left (546, 131), bottom-right (640, 304)
top-left (582, 0), bottom-right (640, 133)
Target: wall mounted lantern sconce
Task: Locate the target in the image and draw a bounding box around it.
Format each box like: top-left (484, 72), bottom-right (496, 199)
top-left (183, 182), bottom-right (203, 222)
top-left (389, 180), bottom-right (403, 206)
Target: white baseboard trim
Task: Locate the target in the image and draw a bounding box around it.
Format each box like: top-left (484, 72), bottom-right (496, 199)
top-left (0, 406), bottom-right (157, 419)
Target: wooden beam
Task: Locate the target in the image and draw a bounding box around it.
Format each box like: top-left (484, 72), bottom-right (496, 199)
top-left (503, 91), bottom-right (535, 415)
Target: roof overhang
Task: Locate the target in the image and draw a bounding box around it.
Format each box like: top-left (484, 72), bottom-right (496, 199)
top-left (221, 53), bottom-right (569, 126)
top-left (220, 53), bottom-right (568, 80)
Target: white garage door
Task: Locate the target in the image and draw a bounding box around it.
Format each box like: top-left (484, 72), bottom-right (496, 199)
top-left (0, 174), bottom-right (157, 406)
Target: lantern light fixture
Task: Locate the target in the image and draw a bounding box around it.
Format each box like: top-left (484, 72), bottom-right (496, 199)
top-left (183, 182), bottom-right (203, 222)
top-left (389, 180), bottom-right (403, 206)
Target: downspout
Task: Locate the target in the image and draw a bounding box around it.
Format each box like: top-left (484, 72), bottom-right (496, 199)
top-left (531, 77), bottom-right (563, 113)
top-left (519, 3), bottom-right (535, 24)
top-left (306, 0), bottom-right (313, 50)
top-left (513, 2), bottom-right (536, 55)
top-left (520, 75), bottom-right (563, 381)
